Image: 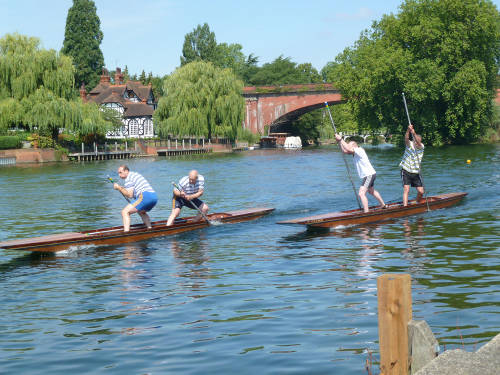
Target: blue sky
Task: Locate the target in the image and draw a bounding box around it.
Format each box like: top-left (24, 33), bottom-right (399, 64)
top-left (1, 0), bottom-right (499, 77)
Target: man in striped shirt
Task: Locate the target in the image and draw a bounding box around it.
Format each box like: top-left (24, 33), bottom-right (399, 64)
top-left (399, 124), bottom-right (424, 206)
top-left (167, 170), bottom-right (209, 226)
top-left (114, 165), bottom-right (158, 232)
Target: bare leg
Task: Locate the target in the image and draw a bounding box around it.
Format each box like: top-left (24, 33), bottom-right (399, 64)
top-left (121, 204), bottom-right (138, 232)
top-left (358, 186), bottom-right (369, 213)
top-left (167, 207), bottom-right (181, 226)
top-left (416, 186), bottom-right (425, 203)
top-left (193, 203), bottom-right (209, 221)
top-left (368, 187), bottom-right (386, 208)
top-left (138, 210), bottom-right (152, 229)
top-left (403, 185), bottom-right (410, 206)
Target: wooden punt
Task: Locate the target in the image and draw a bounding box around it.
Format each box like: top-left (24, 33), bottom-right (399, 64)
top-left (0, 207), bottom-right (275, 252)
top-left (277, 192), bottom-right (467, 229)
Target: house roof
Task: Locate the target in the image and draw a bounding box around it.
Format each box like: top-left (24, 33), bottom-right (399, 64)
top-left (86, 76), bottom-right (155, 118)
top-left (124, 102), bottom-right (154, 117)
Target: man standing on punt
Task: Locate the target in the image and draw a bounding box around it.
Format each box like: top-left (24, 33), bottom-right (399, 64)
top-left (114, 165), bottom-right (158, 232)
top-left (167, 170), bottom-right (209, 226)
top-left (335, 134), bottom-right (387, 213)
top-left (399, 124), bottom-right (425, 206)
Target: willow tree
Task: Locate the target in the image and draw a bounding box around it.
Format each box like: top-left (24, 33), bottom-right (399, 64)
top-left (154, 61), bottom-right (245, 140)
top-left (0, 33), bottom-right (119, 139)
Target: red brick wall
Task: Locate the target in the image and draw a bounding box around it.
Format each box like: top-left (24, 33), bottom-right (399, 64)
top-left (0, 149), bottom-right (65, 163)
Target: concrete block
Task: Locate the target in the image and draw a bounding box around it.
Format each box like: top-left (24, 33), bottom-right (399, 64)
top-left (415, 333), bottom-right (500, 375)
top-left (408, 320), bottom-right (439, 374)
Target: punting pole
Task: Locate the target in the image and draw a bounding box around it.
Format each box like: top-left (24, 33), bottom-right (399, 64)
top-left (324, 102), bottom-right (362, 210)
top-left (402, 93), bottom-right (430, 211)
top-left (171, 181), bottom-right (212, 225)
top-left (107, 175), bottom-right (131, 203)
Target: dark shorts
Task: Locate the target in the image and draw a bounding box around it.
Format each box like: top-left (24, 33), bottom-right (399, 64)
top-left (132, 191), bottom-right (157, 212)
top-left (361, 174), bottom-right (376, 189)
top-left (401, 169), bottom-right (422, 187)
top-left (173, 196), bottom-right (204, 210)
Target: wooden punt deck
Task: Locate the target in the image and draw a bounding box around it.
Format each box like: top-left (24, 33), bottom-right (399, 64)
top-left (0, 207), bottom-right (274, 252)
top-left (277, 192), bottom-right (467, 228)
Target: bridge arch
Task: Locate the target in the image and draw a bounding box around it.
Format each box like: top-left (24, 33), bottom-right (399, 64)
top-left (243, 84), bottom-right (343, 134)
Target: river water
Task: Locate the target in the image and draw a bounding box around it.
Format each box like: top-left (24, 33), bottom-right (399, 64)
top-left (0, 144), bottom-right (498, 374)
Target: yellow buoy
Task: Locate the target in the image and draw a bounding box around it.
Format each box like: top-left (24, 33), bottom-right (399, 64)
top-left (467, 159), bottom-right (471, 164)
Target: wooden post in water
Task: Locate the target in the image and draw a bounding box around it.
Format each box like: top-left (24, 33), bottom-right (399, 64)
top-left (377, 274), bottom-right (412, 375)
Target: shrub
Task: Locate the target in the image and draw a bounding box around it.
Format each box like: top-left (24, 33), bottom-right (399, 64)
top-left (0, 136), bottom-right (21, 150)
top-left (237, 127), bottom-right (261, 144)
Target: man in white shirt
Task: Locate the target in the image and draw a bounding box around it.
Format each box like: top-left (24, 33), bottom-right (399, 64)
top-left (167, 170), bottom-right (209, 226)
top-left (335, 134), bottom-right (387, 213)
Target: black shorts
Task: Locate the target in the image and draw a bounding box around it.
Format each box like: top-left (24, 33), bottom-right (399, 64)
top-left (401, 169), bottom-right (422, 187)
top-left (173, 196), bottom-right (204, 210)
top-left (361, 174), bottom-right (376, 189)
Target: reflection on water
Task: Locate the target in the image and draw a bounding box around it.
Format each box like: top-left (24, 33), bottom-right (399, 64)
top-left (0, 145), bottom-right (499, 374)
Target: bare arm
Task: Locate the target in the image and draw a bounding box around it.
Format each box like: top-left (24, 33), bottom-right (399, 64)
top-left (404, 126), bottom-right (411, 147)
top-left (335, 134), bottom-right (354, 154)
top-left (113, 183), bottom-right (134, 199)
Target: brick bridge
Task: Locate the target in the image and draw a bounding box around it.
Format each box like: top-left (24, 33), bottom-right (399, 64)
top-left (243, 86), bottom-right (500, 135)
top-left (242, 83), bottom-right (342, 134)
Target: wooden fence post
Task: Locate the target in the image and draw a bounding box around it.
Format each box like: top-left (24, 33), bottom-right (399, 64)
top-left (377, 274), bottom-right (412, 375)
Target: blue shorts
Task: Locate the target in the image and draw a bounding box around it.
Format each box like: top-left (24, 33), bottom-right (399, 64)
top-left (132, 191), bottom-right (158, 212)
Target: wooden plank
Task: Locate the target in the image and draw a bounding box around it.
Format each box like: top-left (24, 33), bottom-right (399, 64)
top-left (377, 274), bottom-right (412, 375)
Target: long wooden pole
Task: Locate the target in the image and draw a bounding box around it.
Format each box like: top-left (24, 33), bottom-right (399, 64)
top-left (107, 175), bottom-right (131, 203)
top-left (171, 181), bottom-right (211, 225)
top-left (324, 102), bottom-right (362, 210)
top-left (402, 93), bottom-right (430, 211)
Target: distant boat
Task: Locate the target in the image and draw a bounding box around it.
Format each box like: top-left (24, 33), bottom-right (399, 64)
top-left (284, 136), bottom-right (302, 149)
top-left (277, 192), bottom-right (466, 229)
top-left (0, 207), bottom-right (275, 252)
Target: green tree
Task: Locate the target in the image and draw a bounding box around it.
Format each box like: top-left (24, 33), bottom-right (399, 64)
top-left (334, 0), bottom-right (500, 145)
top-left (139, 70), bottom-right (147, 84)
top-left (0, 33), bottom-right (118, 140)
top-left (61, 0), bottom-right (104, 90)
top-left (180, 23), bottom-right (218, 66)
top-left (154, 61), bottom-right (245, 139)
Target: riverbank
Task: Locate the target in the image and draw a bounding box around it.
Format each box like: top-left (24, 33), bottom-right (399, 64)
top-left (0, 142), bottom-right (257, 165)
top-left (0, 148), bottom-right (68, 164)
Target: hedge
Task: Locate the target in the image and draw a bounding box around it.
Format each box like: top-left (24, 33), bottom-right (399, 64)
top-left (0, 136), bottom-right (21, 150)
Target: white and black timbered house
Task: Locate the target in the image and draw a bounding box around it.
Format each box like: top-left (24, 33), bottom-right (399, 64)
top-left (82, 68), bottom-right (157, 139)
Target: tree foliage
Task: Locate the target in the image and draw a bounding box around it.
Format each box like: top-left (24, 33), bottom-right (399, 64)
top-left (0, 33), bottom-right (118, 139)
top-left (180, 23), bottom-right (262, 84)
top-left (333, 0), bottom-right (500, 145)
top-left (154, 61), bottom-right (245, 139)
top-left (61, 0), bottom-right (104, 90)
top-left (180, 23), bottom-right (218, 66)
top-left (248, 56), bottom-right (322, 86)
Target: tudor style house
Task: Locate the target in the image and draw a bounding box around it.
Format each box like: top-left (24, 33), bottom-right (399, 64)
top-left (82, 68), bottom-right (157, 139)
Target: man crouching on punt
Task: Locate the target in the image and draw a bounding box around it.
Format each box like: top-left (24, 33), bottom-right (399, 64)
top-left (114, 165), bottom-right (158, 232)
top-left (167, 170), bottom-right (209, 226)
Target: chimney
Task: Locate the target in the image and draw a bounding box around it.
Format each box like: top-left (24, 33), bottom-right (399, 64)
top-left (114, 67), bottom-right (123, 85)
top-left (79, 83), bottom-right (87, 102)
top-left (99, 68), bottom-right (111, 84)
